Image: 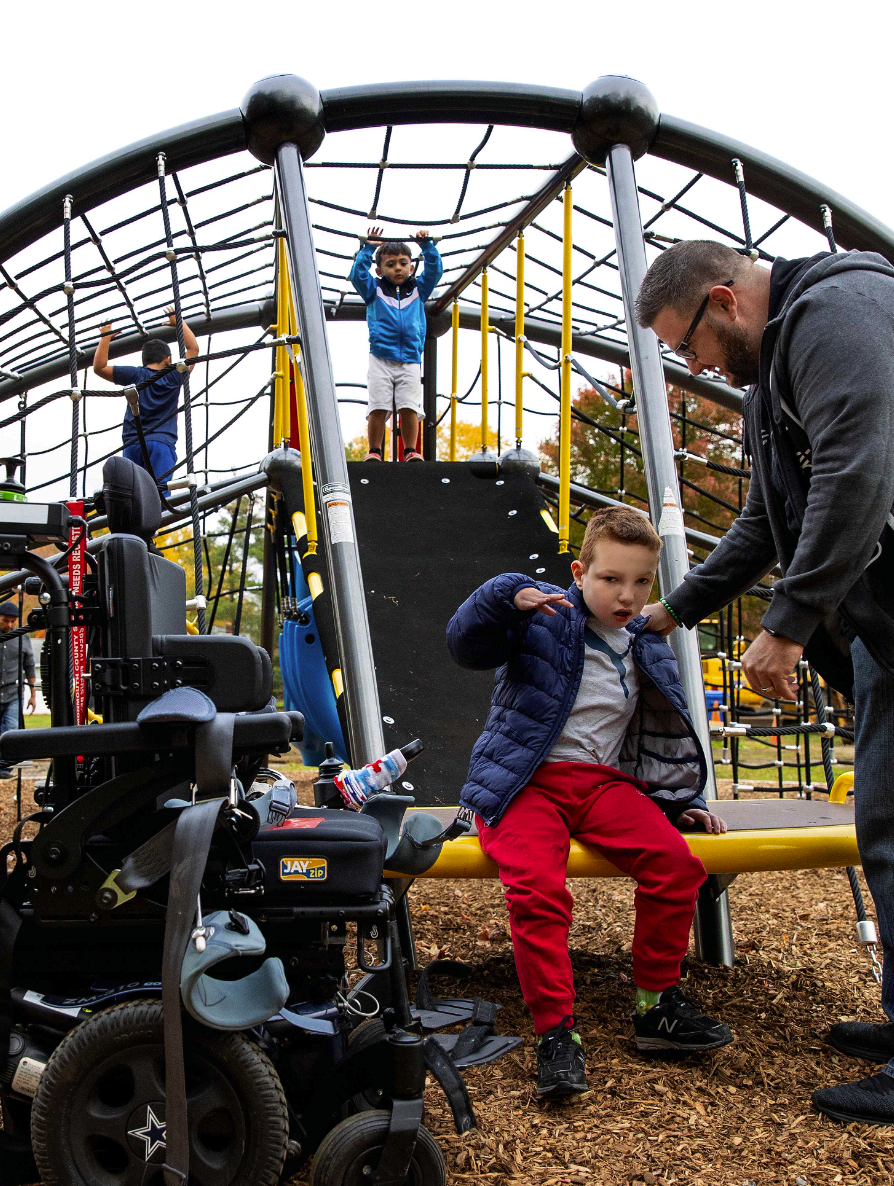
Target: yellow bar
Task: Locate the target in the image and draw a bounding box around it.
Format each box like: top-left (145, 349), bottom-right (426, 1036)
top-left (291, 511), bottom-right (308, 541)
top-left (450, 300), bottom-right (459, 462)
top-left (331, 668), bottom-right (344, 698)
top-left (830, 771), bottom-right (853, 804)
top-left (307, 571), bottom-right (324, 600)
top-left (515, 231), bottom-right (525, 447)
top-left (480, 269), bottom-right (489, 453)
top-left (558, 184), bottom-right (572, 554)
top-left (401, 819), bottom-right (859, 880)
top-left (273, 238), bottom-right (290, 446)
top-left (281, 262), bottom-right (318, 556)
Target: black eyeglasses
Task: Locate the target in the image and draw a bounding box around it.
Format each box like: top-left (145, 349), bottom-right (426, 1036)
top-left (671, 279), bottom-right (735, 361)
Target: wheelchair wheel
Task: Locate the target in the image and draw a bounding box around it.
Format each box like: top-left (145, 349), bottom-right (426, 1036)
top-left (309, 1111), bottom-right (445, 1186)
top-left (31, 999), bottom-right (289, 1186)
top-left (346, 1019), bottom-right (390, 1113)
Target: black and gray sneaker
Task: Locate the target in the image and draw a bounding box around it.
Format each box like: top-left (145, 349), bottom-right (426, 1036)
top-left (813, 1071), bottom-right (894, 1124)
top-left (632, 986), bottom-right (733, 1052)
top-left (828, 1020), bottom-right (894, 1063)
top-left (536, 1017), bottom-right (588, 1097)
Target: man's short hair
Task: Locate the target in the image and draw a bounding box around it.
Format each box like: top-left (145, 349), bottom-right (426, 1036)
top-left (142, 338), bottom-right (173, 367)
top-left (375, 240), bottom-right (413, 267)
top-left (634, 240), bottom-right (748, 329)
top-left (578, 506), bottom-right (661, 570)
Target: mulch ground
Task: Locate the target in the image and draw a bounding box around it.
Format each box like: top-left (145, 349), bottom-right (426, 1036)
top-left (4, 765), bottom-right (894, 1186)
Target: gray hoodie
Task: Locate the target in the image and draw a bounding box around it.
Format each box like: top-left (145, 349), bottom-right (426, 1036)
top-left (665, 251), bottom-right (894, 697)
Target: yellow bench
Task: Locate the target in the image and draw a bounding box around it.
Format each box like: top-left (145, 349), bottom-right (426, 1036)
top-left (403, 786), bottom-right (858, 880)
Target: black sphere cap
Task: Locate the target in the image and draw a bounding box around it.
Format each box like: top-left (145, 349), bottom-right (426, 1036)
top-left (261, 445), bottom-right (302, 492)
top-left (572, 76), bottom-right (659, 167)
top-left (241, 74), bottom-right (325, 165)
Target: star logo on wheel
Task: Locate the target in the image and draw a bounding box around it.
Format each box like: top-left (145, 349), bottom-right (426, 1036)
top-left (127, 1105), bottom-right (167, 1160)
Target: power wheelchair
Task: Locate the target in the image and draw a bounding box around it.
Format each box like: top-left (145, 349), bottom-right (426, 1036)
top-left (0, 458), bottom-right (517, 1186)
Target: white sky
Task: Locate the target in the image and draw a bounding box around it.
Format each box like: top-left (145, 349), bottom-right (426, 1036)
top-left (1, 0), bottom-right (893, 494)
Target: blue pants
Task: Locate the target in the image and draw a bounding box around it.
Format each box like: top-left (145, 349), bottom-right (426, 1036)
top-left (0, 698), bottom-right (20, 776)
top-left (851, 638), bottom-right (894, 1074)
top-left (123, 440), bottom-right (176, 492)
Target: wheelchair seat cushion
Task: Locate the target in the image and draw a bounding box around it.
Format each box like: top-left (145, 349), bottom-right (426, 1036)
top-left (137, 686), bottom-right (216, 725)
top-left (252, 809), bottom-right (386, 898)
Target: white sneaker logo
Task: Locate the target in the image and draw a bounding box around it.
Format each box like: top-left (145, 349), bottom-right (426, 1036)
top-left (657, 1017), bottom-right (679, 1034)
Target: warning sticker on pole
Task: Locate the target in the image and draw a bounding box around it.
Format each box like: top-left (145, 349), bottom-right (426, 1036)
top-left (657, 485), bottom-right (684, 538)
top-left (326, 499), bottom-right (354, 545)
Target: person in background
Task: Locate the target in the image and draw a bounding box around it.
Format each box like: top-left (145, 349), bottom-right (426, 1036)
top-left (92, 306), bottom-right (198, 491)
top-left (0, 600), bottom-right (35, 780)
top-left (350, 228), bottom-right (443, 462)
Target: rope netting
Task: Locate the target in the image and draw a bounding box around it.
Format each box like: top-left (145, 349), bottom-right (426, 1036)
top-left (0, 118), bottom-right (857, 800)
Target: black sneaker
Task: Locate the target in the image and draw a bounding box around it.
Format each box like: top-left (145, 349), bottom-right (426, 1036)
top-left (632, 986), bottom-right (733, 1052)
top-left (828, 1020), bottom-right (894, 1063)
top-left (813, 1071), bottom-right (894, 1124)
top-left (536, 1017), bottom-right (588, 1097)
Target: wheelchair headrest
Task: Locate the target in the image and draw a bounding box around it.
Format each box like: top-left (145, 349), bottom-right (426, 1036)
top-left (102, 456), bottom-right (162, 543)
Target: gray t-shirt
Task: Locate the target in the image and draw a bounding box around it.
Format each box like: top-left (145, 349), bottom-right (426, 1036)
top-left (546, 619), bottom-right (639, 769)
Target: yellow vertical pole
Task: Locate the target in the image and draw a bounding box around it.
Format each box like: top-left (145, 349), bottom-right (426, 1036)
top-left (515, 231), bottom-right (525, 449)
top-left (274, 237), bottom-right (290, 447)
top-left (283, 268), bottom-right (318, 555)
top-left (450, 299), bottom-right (459, 462)
top-left (559, 183), bottom-right (573, 554)
top-left (480, 268), bottom-right (489, 454)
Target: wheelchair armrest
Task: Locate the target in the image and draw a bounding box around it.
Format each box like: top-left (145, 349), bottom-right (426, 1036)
top-left (0, 712), bottom-right (295, 763)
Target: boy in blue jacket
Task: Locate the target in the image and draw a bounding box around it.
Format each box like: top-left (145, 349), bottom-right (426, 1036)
top-left (447, 507), bottom-right (733, 1097)
top-left (350, 228), bottom-right (443, 462)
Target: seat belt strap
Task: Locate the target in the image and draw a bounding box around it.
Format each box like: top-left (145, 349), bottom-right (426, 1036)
top-left (161, 797), bottom-right (225, 1186)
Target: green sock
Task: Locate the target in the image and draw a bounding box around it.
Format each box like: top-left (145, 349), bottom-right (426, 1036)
top-left (635, 987), bottom-right (661, 1015)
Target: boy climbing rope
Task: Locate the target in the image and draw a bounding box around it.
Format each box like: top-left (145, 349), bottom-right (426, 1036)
top-left (92, 306), bottom-right (198, 491)
top-left (349, 228), bottom-right (443, 462)
top-left (447, 506), bottom-right (733, 1098)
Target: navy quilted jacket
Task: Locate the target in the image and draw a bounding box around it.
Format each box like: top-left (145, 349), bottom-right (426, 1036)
top-left (446, 573), bottom-right (709, 827)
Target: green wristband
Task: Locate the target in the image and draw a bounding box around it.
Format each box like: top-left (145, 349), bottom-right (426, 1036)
top-left (660, 597), bottom-right (684, 628)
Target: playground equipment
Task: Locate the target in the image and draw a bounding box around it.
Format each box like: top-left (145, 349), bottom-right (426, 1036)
top-left (0, 71), bottom-right (887, 1182)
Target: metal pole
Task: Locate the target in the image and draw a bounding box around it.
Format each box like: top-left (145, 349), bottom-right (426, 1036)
top-left (605, 142), bottom-right (734, 967)
top-left (480, 269), bottom-right (489, 454)
top-left (275, 142), bottom-right (384, 766)
top-left (559, 185), bottom-right (572, 555)
top-left (450, 301), bottom-right (459, 461)
top-left (422, 336), bottom-right (437, 461)
top-left (515, 232), bottom-right (525, 449)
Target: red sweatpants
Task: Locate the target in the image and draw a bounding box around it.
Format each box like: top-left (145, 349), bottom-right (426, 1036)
top-left (478, 762), bottom-right (707, 1034)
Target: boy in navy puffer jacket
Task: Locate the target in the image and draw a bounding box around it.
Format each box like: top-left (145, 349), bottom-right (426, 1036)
top-left (447, 507), bottom-right (733, 1097)
top-left (350, 228), bottom-right (443, 463)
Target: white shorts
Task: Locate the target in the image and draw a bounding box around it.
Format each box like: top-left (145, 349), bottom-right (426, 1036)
top-left (366, 354), bottom-right (424, 419)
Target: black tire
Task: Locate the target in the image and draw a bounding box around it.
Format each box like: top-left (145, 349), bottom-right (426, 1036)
top-left (309, 1111), bottom-right (445, 1186)
top-left (31, 999), bottom-right (288, 1186)
top-left (346, 1019), bottom-right (391, 1113)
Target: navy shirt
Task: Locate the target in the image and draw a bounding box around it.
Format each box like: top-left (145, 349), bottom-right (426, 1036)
top-left (113, 364), bottom-right (185, 446)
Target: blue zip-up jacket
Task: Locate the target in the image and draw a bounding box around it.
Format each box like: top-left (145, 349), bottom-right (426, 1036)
top-left (446, 573), bottom-right (709, 827)
top-left (349, 240), bottom-right (443, 364)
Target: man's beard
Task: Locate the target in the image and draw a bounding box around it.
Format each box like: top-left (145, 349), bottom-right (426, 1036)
top-left (712, 320), bottom-right (761, 387)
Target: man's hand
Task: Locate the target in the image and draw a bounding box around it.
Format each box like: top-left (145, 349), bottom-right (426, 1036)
top-left (164, 305), bottom-right (177, 326)
top-left (513, 588), bottom-right (573, 616)
top-left (26, 687), bottom-right (35, 715)
top-left (640, 601), bottom-right (677, 636)
top-left (678, 808), bottom-right (727, 834)
top-left (99, 323), bottom-right (118, 339)
top-left (740, 630), bottom-right (802, 702)
top-left (414, 230), bottom-right (430, 242)
top-left (366, 225), bottom-right (384, 242)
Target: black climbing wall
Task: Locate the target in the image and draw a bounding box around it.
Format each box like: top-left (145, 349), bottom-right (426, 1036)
top-left (349, 461), bottom-right (574, 807)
